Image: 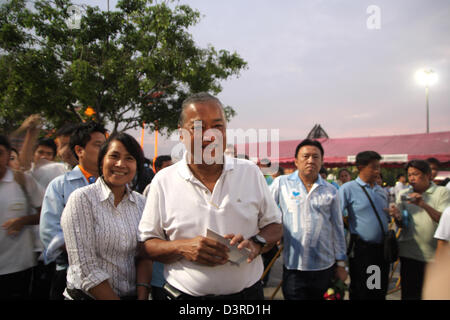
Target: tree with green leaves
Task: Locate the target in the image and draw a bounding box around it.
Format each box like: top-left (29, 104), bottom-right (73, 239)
top-left (0, 0), bottom-right (246, 135)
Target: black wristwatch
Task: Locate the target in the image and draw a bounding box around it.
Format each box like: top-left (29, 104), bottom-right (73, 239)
top-left (250, 234), bottom-right (267, 252)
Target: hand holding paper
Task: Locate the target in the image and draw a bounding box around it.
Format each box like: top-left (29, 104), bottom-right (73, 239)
top-left (206, 229), bottom-right (252, 265)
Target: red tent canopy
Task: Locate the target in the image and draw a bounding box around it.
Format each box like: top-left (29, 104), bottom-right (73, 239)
top-left (240, 131), bottom-right (450, 168)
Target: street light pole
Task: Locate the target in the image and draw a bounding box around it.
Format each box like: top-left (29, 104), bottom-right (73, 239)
top-left (425, 85), bottom-right (429, 134)
top-left (415, 68), bottom-right (437, 134)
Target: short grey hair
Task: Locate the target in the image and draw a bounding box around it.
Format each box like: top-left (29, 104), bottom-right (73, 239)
top-left (178, 92), bottom-right (226, 127)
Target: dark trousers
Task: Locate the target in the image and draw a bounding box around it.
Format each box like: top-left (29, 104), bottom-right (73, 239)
top-left (348, 239), bottom-right (389, 300)
top-left (49, 268), bottom-right (67, 300)
top-left (151, 286), bottom-right (167, 300)
top-left (0, 268), bottom-right (32, 300)
top-left (281, 265), bottom-right (335, 300)
top-left (400, 257), bottom-right (425, 300)
top-left (261, 245), bottom-right (279, 286)
top-left (30, 260), bottom-right (55, 300)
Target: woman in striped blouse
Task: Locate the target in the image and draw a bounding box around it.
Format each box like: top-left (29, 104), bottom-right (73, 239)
top-left (61, 133), bottom-right (152, 300)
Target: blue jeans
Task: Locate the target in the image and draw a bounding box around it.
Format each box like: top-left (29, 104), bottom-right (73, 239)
top-left (282, 265), bottom-right (335, 300)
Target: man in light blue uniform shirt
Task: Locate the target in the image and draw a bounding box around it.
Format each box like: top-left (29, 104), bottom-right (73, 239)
top-left (270, 139), bottom-right (347, 300)
top-left (40, 122), bottom-right (107, 300)
top-left (339, 150), bottom-right (390, 300)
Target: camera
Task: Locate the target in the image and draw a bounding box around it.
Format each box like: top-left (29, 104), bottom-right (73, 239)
top-left (400, 194), bottom-right (413, 202)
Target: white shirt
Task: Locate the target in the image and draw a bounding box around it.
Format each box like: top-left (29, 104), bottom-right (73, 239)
top-left (29, 159), bottom-right (66, 190)
top-left (394, 181), bottom-right (409, 198)
top-left (0, 168), bottom-right (43, 275)
top-left (29, 160), bottom-right (66, 254)
top-left (139, 154), bottom-right (282, 297)
top-left (61, 178), bottom-right (146, 298)
top-left (434, 206), bottom-right (450, 241)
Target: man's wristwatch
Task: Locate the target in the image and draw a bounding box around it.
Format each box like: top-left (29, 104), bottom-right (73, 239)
top-left (250, 234), bottom-right (267, 253)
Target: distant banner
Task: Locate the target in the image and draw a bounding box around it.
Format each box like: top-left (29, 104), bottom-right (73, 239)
top-left (347, 154), bottom-right (408, 163)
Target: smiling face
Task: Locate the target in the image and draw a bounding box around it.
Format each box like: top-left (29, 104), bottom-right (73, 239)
top-left (102, 140), bottom-right (137, 189)
top-left (180, 100), bottom-right (226, 165)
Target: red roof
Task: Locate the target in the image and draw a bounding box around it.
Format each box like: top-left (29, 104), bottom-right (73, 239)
top-left (241, 131), bottom-right (450, 167)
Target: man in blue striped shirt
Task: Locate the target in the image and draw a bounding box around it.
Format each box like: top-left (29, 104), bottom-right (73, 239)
top-left (270, 139), bottom-right (347, 300)
top-left (338, 151), bottom-right (390, 300)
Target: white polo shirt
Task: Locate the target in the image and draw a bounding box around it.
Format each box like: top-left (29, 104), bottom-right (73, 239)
top-left (139, 155), bottom-right (282, 296)
top-left (0, 168), bottom-right (44, 275)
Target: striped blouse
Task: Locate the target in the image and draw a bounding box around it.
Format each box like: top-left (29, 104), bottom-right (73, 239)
top-left (61, 177), bottom-right (146, 298)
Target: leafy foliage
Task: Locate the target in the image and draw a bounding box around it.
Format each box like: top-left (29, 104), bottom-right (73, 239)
top-left (0, 0), bottom-right (247, 135)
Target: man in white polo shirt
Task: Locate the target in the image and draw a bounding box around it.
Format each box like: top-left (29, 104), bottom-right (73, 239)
top-left (139, 93), bottom-right (282, 300)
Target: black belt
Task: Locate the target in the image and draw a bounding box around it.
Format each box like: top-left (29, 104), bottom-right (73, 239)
top-left (165, 281), bottom-right (262, 301)
top-left (66, 288), bottom-right (137, 300)
top-left (348, 234), bottom-right (383, 257)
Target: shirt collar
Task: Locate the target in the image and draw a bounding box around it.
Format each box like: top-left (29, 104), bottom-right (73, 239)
top-left (67, 165), bottom-right (86, 181)
top-left (356, 176), bottom-right (382, 190)
top-left (356, 176), bottom-right (369, 187)
top-left (287, 170), bottom-right (325, 186)
top-left (424, 182), bottom-right (437, 194)
top-left (78, 165), bottom-right (96, 184)
top-left (177, 151), bottom-right (234, 181)
top-left (1, 168), bottom-right (14, 182)
top-left (97, 176), bottom-right (135, 204)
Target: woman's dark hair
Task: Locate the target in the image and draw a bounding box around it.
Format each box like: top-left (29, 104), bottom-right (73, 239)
top-left (406, 160), bottom-right (431, 176)
top-left (294, 139), bottom-right (324, 158)
top-left (70, 121), bottom-right (107, 160)
top-left (355, 151), bottom-right (381, 167)
top-left (97, 132), bottom-right (145, 190)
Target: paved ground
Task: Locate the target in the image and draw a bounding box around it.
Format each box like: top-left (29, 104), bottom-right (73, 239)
top-left (263, 253), bottom-right (402, 300)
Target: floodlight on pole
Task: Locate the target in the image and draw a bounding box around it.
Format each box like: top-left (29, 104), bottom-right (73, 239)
top-left (415, 69), bottom-right (437, 134)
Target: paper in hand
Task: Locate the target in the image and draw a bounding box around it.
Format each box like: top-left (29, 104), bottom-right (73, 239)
top-left (206, 229), bottom-right (251, 266)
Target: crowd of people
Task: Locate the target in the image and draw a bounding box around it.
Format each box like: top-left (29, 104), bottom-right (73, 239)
top-left (1, 92), bottom-right (449, 301)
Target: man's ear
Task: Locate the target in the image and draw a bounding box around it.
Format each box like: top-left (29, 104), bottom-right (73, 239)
top-left (74, 145), bottom-right (84, 159)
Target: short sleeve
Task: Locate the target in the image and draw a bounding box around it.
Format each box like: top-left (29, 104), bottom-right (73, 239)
top-left (255, 166), bottom-right (282, 229)
top-left (138, 179), bottom-right (166, 242)
top-left (435, 206), bottom-right (450, 241)
top-left (436, 188), bottom-right (450, 213)
top-left (24, 172), bottom-right (44, 208)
